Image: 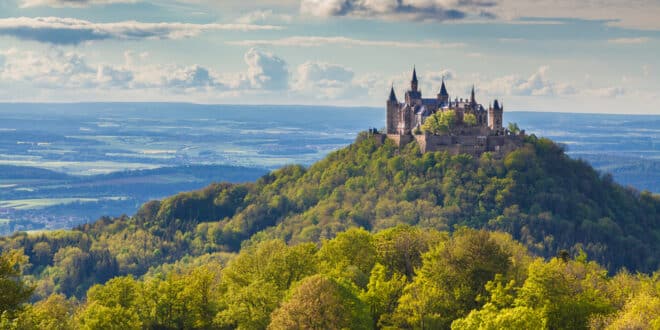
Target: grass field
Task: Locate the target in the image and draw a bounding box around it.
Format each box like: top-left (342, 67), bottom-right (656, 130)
top-left (0, 197), bottom-right (127, 210)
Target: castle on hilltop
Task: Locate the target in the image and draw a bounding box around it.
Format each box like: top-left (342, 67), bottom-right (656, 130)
top-left (374, 67), bottom-right (524, 156)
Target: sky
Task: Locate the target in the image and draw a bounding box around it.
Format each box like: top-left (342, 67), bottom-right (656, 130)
top-left (0, 0), bottom-right (658, 114)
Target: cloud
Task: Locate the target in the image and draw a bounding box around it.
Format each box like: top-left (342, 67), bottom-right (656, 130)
top-left (19, 0), bottom-right (135, 7)
top-left (293, 61), bottom-right (357, 98)
top-left (0, 48), bottom-right (225, 91)
top-left (494, 0), bottom-right (660, 30)
top-left (235, 10), bottom-right (293, 24)
top-left (481, 66), bottom-right (576, 97)
top-left (228, 36), bottom-right (465, 48)
top-left (0, 17), bottom-right (283, 45)
top-left (244, 48), bottom-right (289, 90)
top-left (300, 0), bottom-right (497, 22)
top-left (585, 87), bottom-right (625, 98)
top-left (608, 37), bottom-right (651, 44)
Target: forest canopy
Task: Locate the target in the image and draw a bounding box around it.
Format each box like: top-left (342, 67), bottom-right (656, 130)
top-left (1, 131), bottom-right (659, 329)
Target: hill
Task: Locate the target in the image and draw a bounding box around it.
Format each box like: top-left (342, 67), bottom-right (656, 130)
top-left (1, 132), bottom-right (659, 300)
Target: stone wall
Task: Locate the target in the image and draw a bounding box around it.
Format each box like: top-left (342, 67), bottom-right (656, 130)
top-left (382, 132), bottom-right (524, 157)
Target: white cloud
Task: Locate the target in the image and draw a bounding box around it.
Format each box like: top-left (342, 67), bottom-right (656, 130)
top-left (0, 47), bottom-right (293, 93)
top-left (235, 10), bottom-right (293, 24)
top-left (244, 48), bottom-right (289, 90)
top-left (608, 37), bottom-right (651, 44)
top-left (0, 17), bottom-right (283, 45)
top-left (19, 0), bottom-right (135, 7)
top-left (479, 66), bottom-right (576, 97)
top-left (228, 36), bottom-right (465, 48)
top-left (293, 61), bottom-right (358, 99)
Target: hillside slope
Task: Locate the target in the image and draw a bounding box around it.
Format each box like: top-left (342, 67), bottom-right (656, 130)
top-left (1, 132), bottom-right (659, 298)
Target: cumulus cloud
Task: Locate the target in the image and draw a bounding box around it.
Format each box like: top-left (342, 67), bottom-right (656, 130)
top-left (19, 0), bottom-right (135, 7)
top-left (228, 36), bottom-right (465, 48)
top-left (481, 66), bottom-right (576, 97)
top-left (244, 48), bottom-right (289, 90)
top-left (0, 17), bottom-right (283, 45)
top-left (300, 0), bottom-right (497, 21)
top-left (293, 61), bottom-right (357, 98)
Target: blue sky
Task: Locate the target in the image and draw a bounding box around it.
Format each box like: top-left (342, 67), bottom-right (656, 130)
top-left (0, 0), bottom-right (658, 114)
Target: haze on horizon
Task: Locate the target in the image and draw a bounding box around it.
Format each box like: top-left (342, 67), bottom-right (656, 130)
top-left (0, 0), bottom-right (658, 114)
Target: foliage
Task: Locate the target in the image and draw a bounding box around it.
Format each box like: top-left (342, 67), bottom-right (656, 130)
top-left (463, 113), bottom-right (477, 127)
top-left (3, 228), bottom-right (660, 329)
top-left (1, 131), bottom-right (660, 328)
top-left (0, 250), bottom-right (33, 316)
top-left (422, 110), bottom-right (457, 135)
top-left (268, 274), bottom-right (370, 330)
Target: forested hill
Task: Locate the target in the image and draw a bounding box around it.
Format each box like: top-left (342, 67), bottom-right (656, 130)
top-left (1, 132), bottom-right (660, 301)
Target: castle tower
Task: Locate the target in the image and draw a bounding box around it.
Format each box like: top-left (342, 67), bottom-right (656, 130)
top-left (405, 67), bottom-right (422, 104)
top-left (488, 99), bottom-right (503, 130)
top-left (386, 85), bottom-right (399, 134)
top-left (437, 77), bottom-right (449, 106)
top-left (411, 67), bottom-right (418, 92)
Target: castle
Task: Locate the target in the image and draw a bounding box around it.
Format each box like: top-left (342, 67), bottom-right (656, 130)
top-left (375, 67), bottom-right (523, 156)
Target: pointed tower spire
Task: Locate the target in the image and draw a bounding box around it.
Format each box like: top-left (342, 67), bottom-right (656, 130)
top-left (389, 84), bottom-right (397, 102)
top-left (440, 76), bottom-right (448, 96)
top-left (470, 85), bottom-right (476, 105)
top-left (411, 66), bottom-right (418, 92)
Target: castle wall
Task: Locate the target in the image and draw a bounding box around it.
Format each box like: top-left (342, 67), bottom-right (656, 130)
top-left (385, 132), bottom-right (523, 157)
top-left (387, 134), bottom-right (415, 147)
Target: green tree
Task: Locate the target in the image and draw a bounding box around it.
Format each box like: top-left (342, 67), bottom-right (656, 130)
top-left (451, 275), bottom-right (546, 329)
top-left (515, 258), bottom-right (613, 329)
top-left (9, 294), bottom-right (74, 330)
top-left (75, 276), bottom-right (144, 330)
top-left (217, 240), bottom-right (317, 329)
top-left (507, 122), bottom-right (521, 134)
top-left (463, 113), bottom-right (477, 127)
top-left (374, 225), bottom-right (447, 280)
top-left (360, 263), bottom-right (407, 329)
top-left (393, 229), bottom-right (511, 329)
top-left (422, 110), bottom-right (457, 135)
top-left (318, 228), bottom-right (378, 288)
top-left (0, 250), bottom-right (34, 316)
top-left (268, 274), bottom-right (370, 330)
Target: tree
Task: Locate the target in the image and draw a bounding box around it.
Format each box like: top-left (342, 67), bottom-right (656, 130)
top-left (393, 229), bottom-right (511, 329)
top-left (318, 228), bottom-right (377, 288)
top-left (217, 240), bottom-right (317, 329)
top-left (374, 225), bottom-right (447, 280)
top-left (450, 275), bottom-right (546, 329)
top-left (75, 276), bottom-right (144, 330)
top-left (360, 263), bottom-right (407, 328)
top-left (514, 258), bottom-right (613, 329)
top-left (507, 122), bottom-right (521, 134)
top-left (422, 110), bottom-right (457, 135)
top-left (463, 113), bottom-right (477, 127)
top-left (9, 294), bottom-right (74, 330)
top-left (0, 250), bottom-right (34, 316)
top-left (268, 275), bottom-right (370, 330)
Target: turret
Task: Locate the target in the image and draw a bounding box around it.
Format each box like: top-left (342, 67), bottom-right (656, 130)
top-left (388, 85), bottom-right (398, 103)
top-left (386, 85), bottom-right (399, 134)
top-left (437, 77), bottom-right (449, 106)
top-left (488, 99), bottom-right (503, 131)
top-left (470, 85), bottom-right (477, 108)
top-left (411, 66), bottom-right (418, 92)
top-left (405, 67), bottom-right (422, 104)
